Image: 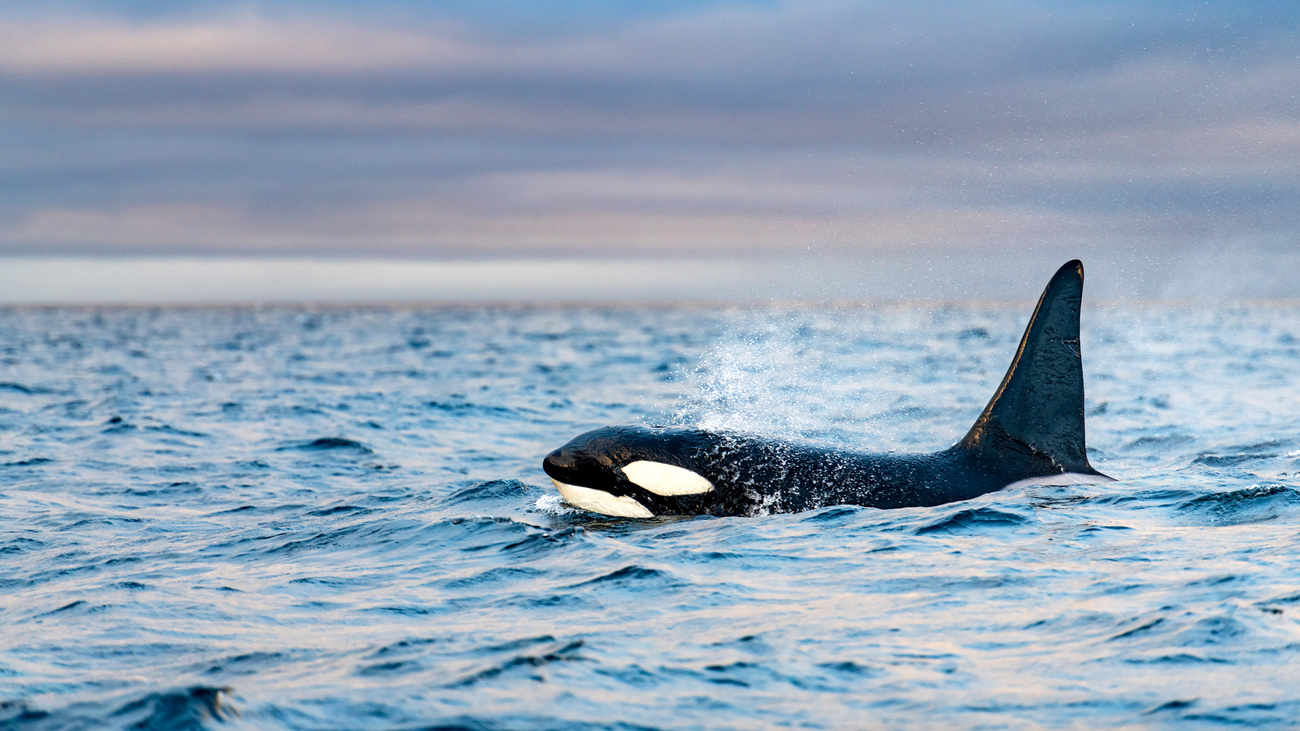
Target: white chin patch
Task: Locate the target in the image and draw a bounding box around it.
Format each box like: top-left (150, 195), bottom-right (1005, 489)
top-left (621, 460), bottom-right (713, 496)
top-left (551, 479), bottom-right (654, 518)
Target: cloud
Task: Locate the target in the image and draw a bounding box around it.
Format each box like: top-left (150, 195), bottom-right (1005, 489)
top-left (0, 12), bottom-right (474, 75)
top-left (6, 2), bottom-right (1294, 140)
top-left (0, 1), bottom-right (1296, 257)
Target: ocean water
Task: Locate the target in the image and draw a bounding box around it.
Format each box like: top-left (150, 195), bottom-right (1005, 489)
top-left (1, 301), bottom-right (1299, 730)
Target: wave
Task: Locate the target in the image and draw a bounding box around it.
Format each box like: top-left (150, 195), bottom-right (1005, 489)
top-left (443, 479), bottom-right (533, 506)
top-left (279, 437), bottom-right (374, 454)
top-left (914, 507), bottom-right (1029, 535)
top-left (112, 686), bottom-right (238, 730)
top-left (1176, 484), bottom-right (1300, 525)
top-left (1, 687), bottom-right (243, 730)
top-left (0, 382), bottom-right (53, 395)
top-left (445, 638), bottom-right (586, 688)
top-left (1, 457), bottom-right (53, 467)
top-left (215, 515), bottom-right (585, 561)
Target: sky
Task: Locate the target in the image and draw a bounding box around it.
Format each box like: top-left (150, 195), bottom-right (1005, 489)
top-left (0, 1), bottom-right (1297, 300)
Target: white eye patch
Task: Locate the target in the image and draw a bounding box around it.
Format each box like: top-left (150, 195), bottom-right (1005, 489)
top-left (621, 461), bottom-right (714, 496)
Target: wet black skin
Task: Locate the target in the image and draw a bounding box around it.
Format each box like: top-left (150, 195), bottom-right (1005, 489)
top-left (543, 260), bottom-right (1107, 517)
top-left (543, 425), bottom-right (1041, 516)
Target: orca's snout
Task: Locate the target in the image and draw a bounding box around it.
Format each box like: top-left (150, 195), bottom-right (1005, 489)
top-left (542, 447), bottom-right (577, 482)
top-left (543, 443), bottom-right (623, 493)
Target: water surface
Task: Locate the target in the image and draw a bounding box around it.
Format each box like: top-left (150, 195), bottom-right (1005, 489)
top-left (2, 302), bottom-right (1299, 729)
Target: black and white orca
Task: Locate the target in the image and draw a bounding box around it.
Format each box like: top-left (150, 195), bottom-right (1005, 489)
top-left (543, 260), bottom-right (1109, 518)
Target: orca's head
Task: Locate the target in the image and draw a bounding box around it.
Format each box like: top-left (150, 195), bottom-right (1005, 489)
top-left (542, 425), bottom-right (716, 518)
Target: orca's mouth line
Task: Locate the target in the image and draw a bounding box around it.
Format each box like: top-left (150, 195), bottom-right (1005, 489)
top-left (549, 479), bottom-right (654, 518)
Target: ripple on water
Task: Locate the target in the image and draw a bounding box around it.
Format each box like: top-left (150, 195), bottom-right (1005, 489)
top-left (443, 479), bottom-right (533, 506)
top-left (278, 437), bottom-right (374, 454)
top-left (1176, 484), bottom-right (1300, 525)
top-left (912, 506), bottom-right (1030, 535)
top-left (443, 638), bottom-right (587, 688)
top-left (570, 565), bottom-right (684, 593)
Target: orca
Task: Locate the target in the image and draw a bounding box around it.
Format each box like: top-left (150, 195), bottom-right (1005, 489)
top-left (542, 260), bottom-right (1109, 518)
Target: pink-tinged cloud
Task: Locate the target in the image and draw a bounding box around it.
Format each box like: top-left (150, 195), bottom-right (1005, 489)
top-left (0, 1), bottom-right (1296, 259)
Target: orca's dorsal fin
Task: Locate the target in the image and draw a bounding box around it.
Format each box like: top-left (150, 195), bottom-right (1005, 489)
top-left (956, 260), bottom-right (1100, 476)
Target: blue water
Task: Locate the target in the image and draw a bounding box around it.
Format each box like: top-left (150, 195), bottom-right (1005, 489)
top-left (2, 302), bottom-right (1299, 729)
